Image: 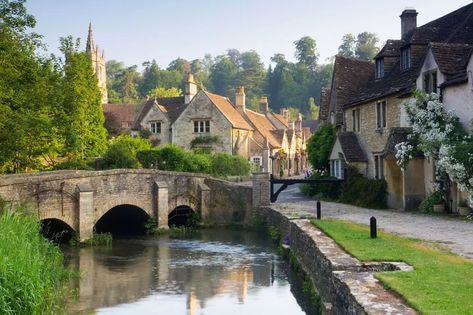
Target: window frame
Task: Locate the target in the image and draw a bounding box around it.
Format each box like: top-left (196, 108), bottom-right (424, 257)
top-left (150, 121), bottom-right (162, 134)
top-left (374, 155), bottom-right (384, 179)
top-left (352, 108), bottom-right (361, 132)
top-left (193, 120), bottom-right (210, 133)
top-left (401, 46), bottom-right (411, 71)
top-left (423, 70), bottom-right (438, 94)
top-left (376, 58), bottom-right (384, 79)
top-left (251, 156), bottom-right (262, 166)
top-left (375, 101), bottom-right (387, 130)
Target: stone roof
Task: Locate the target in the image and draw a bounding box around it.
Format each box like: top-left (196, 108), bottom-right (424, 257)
top-left (132, 96), bottom-right (186, 129)
top-left (270, 129), bottom-right (286, 148)
top-left (344, 3), bottom-right (473, 108)
top-left (204, 91), bottom-right (253, 130)
top-left (338, 132), bottom-right (367, 162)
top-left (301, 120), bottom-right (319, 133)
top-left (383, 127), bottom-right (423, 159)
top-left (102, 104), bottom-right (136, 124)
top-left (375, 40), bottom-right (403, 58)
top-left (244, 110), bottom-right (280, 148)
top-left (430, 43), bottom-right (473, 86)
top-left (271, 113), bottom-right (289, 127)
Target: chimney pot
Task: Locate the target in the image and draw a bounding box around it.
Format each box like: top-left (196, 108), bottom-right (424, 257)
top-left (235, 86), bottom-right (246, 111)
top-left (259, 96), bottom-right (269, 113)
top-left (185, 73), bottom-right (197, 104)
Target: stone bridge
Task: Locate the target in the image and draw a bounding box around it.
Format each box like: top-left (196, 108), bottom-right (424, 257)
top-left (0, 169), bottom-right (260, 241)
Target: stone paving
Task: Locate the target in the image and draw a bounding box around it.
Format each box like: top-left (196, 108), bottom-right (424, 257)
top-left (274, 184), bottom-right (473, 260)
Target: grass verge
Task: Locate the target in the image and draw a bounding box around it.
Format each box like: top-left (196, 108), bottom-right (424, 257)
top-left (0, 208), bottom-right (70, 314)
top-left (312, 219), bottom-right (473, 314)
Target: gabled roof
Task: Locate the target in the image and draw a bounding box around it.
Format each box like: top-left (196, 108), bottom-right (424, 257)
top-left (430, 43), bottom-right (473, 76)
top-left (375, 40), bottom-right (403, 58)
top-left (302, 120), bottom-right (319, 133)
top-left (338, 132), bottom-right (367, 163)
top-left (204, 91), bottom-right (253, 130)
top-left (331, 56), bottom-right (374, 108)
top-left (271, 113), bottom-right (289, 128)
top-left (132, 96), bottom-right (187, 129)
top-left (270, 129), bottom-right (286, 147)
top-left (244, 110), bottom-right (280, 148)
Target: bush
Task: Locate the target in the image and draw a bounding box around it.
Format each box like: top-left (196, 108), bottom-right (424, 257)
top-left (101, 144), bottom-right (140, 169)
top-left (300, 166), bottom-right (388, 209)
top-left (136, 149), bottom-right (160, 168)
top-left (210, 153), bottom-right (250, 177)
top-left (419, 191), bottom-right (443, 213)
top-left (185, 153), bottom-right (212, 173)
top-left (53, 158), bottom-right (94, 170)
top-left (307, 123), bottom-right (336, 171)
top-left (0, 208), bottom-right (69, 314)
top-left (109, 135), bottom-right (151, 156)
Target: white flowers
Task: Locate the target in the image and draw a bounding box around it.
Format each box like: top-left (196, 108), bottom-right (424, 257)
top-left (397, 92), bottom-right (473, 206)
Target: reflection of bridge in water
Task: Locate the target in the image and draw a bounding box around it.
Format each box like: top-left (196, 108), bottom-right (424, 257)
top-left (65, 231), bottom-right (276, 314)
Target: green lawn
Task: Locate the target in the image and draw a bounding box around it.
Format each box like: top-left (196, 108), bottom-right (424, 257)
top-left (312, 219), bottom-right (473, 315)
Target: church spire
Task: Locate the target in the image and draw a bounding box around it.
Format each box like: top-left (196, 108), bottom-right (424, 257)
top-left (86, 22), bottom-right (94, 53)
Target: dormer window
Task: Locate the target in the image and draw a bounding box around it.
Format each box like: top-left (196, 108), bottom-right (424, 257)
top-left (423, 70), bottom-right (438, 94)
top-left (401, 46), bottom-right (411, 70)
top-left (376, 58), bottom-right (384, 79)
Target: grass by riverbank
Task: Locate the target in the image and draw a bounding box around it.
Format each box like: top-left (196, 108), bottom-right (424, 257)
top-left (0, 207), bottom-right (70, 314)
top-left (312, 219), bottom-right (473, 314)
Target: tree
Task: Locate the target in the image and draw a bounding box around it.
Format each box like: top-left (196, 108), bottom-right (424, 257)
top-left (60, 36), bottom-right (107, 159)
top-left (307, 123), bottom-right (336, 171)
top-left (294, 36), bottom-right (319, 70)
top-left (355, 32), bottom-right (379, 60)
top-left (209, 54), bottom-right (238, 97)
top-left (309, 97), bottom-right (319, 120)
top-left (338, 34), bottom-right (356, 57)
top-left (148, 87), bottom-right (182, 98)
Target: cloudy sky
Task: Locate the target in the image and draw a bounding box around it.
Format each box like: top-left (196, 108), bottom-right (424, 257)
top-left (26, 0), bottom-right (470, 67)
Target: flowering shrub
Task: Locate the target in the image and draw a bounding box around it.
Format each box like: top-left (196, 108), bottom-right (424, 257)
top-left (395, 92), bottom-right (473, 206)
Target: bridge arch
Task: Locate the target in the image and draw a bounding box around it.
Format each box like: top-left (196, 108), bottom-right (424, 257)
top-left (40, 218), bottom-right (75, 243)
top-left (168, 205), bottom-right (196, 227)
top-left (95, 204), bottom-right (151, 236)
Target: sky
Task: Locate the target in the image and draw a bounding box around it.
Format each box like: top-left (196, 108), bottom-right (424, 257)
top-left (26, 0), bottom-right (471, 68)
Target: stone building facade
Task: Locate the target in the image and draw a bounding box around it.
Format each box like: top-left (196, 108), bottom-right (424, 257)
top-left (323, 4), bottom-right (473, 209)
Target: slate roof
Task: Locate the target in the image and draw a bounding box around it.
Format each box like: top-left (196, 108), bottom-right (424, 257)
top-left (271, 112), bottom-right (289, 128)
top-left (332, 56), bottom-right (374, 108)
top-left (344, 3), bottom-right (473, 108)
top-left (204, 91), bottom-right (253, 130)
top-left (429, 42), bottom-right (473, 87)
top-left (132, 96), bottom-right (186, 129)
top-left (102, 104), bottom-right (136, 124)
top-left (338, 132), bottom-right (367, 162)
top-left (382, 127), bottom-right (423, 159)
top-left (375, 40), bottom-right (403, 58)
top-left (301, 120), bottom-right (319, 133)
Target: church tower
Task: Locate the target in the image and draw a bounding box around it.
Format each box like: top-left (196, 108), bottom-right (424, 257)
top-left (86, 23), bottom-right (108, 104)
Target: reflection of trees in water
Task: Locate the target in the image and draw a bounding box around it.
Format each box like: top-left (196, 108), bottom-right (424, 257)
top-left (66, 230), bottom-right (301, 314)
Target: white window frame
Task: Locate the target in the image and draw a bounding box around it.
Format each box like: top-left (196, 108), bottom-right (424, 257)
top-left (330, 159), bottom-right (345, 179)
top-left (251, 156), bottom-right (262, 166)
top-left (423, 70), bottom-right (438, 94)
top-left (375, 101), bottom-right (387, 130)
top-left (401, 46), bottom-right (411, 71)
top-left (150, 121), bottom-right (162, 134)
top-left (194, 120), bottom-right (210, 133)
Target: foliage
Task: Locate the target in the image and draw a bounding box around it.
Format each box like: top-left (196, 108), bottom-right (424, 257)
top-left (419, 191), bottom-right (443, 213)
top-left (338, 32), bottom-right (380, 60)
top-left (190, 135), bottom-right (221, 149)
top-left (169, 226), bottom-right (196, 238)
top-left (109, 135), bottom-right (152, 156)
top-left (187, 211), bottom-right (201, 227)
top-left (210, 153), bottom-right (250, 177)
top-left (299, 173), bottom-right (342, 201)
top-left (82, 233), bottom-right (112, 246)
top-left (0, 207), bottom-right (70, 314)
top-left (269, 226), bottom-right (282, 244)
top-left (100, 136), bottom-right (151, 169)
top-left (145, 218), bottom-right (157, 235)
top-left (339, 167), bottom-right (388, 208)
top-left (148, 86), bottom-right (182, 98)
top-left (308, 97), bottom-right (319, 120)
top-left (60, 36), bottom-right (108, 160)
top-left (395, 92), bottom-right (473, 206)
top-left (53, 158), bottom-right (94, 170)
top-left (306, 123), bottom-right (336, 171)
top-left (313, 219), bottom-right (473, 314)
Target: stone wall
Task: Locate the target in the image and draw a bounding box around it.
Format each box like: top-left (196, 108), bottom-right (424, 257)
top-left (256, 206), bottom-right (416, 315)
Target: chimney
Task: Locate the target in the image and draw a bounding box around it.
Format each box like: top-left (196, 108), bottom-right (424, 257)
top-left (280, 108), bottom-right (290, 123)
top-left (259, 96), bottom-right (269, 113)
top-left (235, 86), bottom-right (246, 111)
top-left (400, 8), bottom-right (418, 38)
top-left (185, 73), bottom-right (197, 104)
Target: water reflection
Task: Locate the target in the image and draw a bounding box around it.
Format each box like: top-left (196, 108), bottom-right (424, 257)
top-left (65, 229), bottom-right (314, 315)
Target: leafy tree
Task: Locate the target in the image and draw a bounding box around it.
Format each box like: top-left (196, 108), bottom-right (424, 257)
top-left (294, 36), bottom-right (319, 70)
top-left (307, 123), bottom-right (336, 171)
top-left (309, 97), bottom-right (319, 120)
top-left (355, 32), bottom-right (380, 60)
top-left (338, 33), bottom-right (356, 57)
top-left (60, 36), bottom-right (107, 159)
top-left (209, 54), bottom-right (238, 97)
top-left (148, 87), bottom-right (182, 98)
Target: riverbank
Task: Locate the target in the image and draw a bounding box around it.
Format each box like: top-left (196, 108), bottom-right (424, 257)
top-left (257, 206), bottom-right (416, 315)
top-left (0, 206), bottom-right (70, 314)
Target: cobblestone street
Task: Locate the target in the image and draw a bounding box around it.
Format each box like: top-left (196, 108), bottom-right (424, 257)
top-left (274, 184), bottom-right (473, 259)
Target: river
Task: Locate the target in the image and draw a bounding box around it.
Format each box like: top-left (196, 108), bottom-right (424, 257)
top-left (63, 228), bottom-right (318, 315)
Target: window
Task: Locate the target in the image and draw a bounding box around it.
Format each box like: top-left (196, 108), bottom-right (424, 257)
top-left (330, 159), bottom-right (345, 179)
top-left (352, 108), bottom-right (361, 132)
top-left (401, 47), bottom-right (411, 70)
top-left (376, 101), bottom-right (387, 129)
top-left (251, 156), bottom-right (262, 165)
top-left (376, 58), bottom-right (384, 79)
top-left (374, 155), bottom-right (384, 179)
top-left (423, 71), bottom-right (438, 94)
top-left (150, 121), bottom-right (161, 134)
top-left (193, 120), bottom-right (210, 133)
